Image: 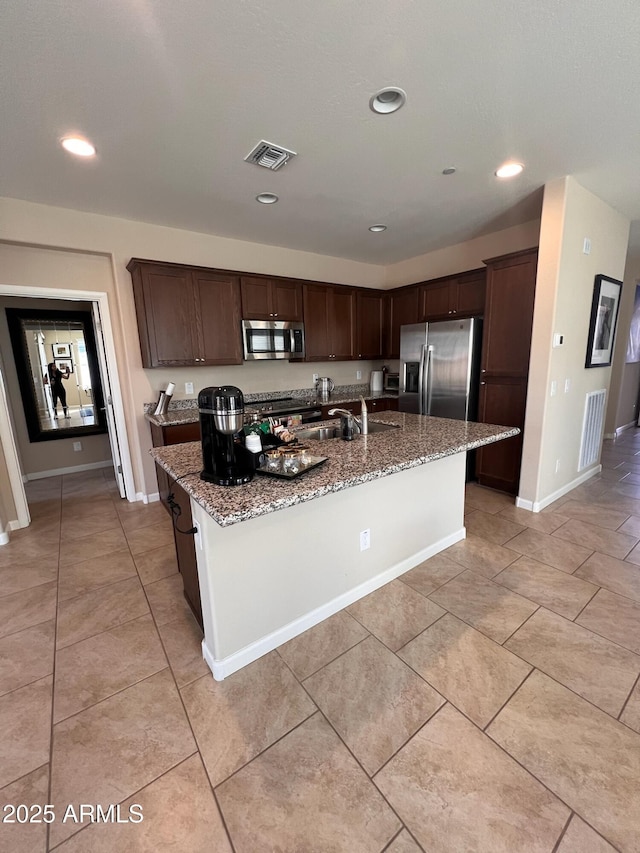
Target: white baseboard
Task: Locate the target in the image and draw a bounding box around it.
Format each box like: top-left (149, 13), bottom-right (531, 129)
top-left (0, 530), bottom-right (9, 546)
top-left (516, 465), bottom-right (602, 513)
top-left (202, 526), bottom-right (466, 681)
top-left (8, 518), bottom-right (28, 531)
top-left (25, 460), bottom-right (113, 480)
top-left (135, 491), bottom-right (160, 504)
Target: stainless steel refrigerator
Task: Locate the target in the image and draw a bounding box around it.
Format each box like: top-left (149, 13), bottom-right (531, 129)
top-left (399, 318), bottom-right (482, 420)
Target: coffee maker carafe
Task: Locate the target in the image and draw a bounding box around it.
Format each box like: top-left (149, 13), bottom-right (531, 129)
top-left (199, 386), bottom-right (254, 486)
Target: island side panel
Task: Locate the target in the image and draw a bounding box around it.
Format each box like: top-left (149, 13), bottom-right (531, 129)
top-left (192, 452), bottom-right (466, 679)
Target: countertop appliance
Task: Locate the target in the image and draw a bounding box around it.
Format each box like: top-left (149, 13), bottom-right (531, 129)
top-left (242, 319), bottom-right (305, 361)
top-left (370, 370), bottom-right (383, 393)
top-left (199, 385), bottom-right (255, 486)
top-left (399, 319), bottom-right (482, 420)
top-left (315, 377), bottom-right (334, 398)
top-left (383, 371), bottom-right (400, 392)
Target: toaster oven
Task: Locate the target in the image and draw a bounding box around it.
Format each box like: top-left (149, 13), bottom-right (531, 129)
top-left (384, 372), bottom-right (400, 391)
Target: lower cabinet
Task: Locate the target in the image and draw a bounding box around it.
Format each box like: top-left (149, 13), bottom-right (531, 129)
top-left (150, 421), bottom-right (201, 514)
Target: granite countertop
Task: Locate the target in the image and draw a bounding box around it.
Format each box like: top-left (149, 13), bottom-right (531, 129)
top-left (151, 411), bottom-right (519, 528)
top-left (144, 387), bottom-right (399, 428)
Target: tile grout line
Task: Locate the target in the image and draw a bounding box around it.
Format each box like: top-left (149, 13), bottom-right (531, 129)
top-left (549, 807), bottom-right (573, 853)
top-left (570, 586), bottom-right (601, 623)
top-left (617, 670), bottom-right (640, 724)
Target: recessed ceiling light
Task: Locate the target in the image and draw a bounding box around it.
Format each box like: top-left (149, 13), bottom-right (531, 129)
top-left (256, 193), bottom-right (278, 204)
top-left (495, 162), bottom-right (524, 178)
top-left (369, 87), bottom-right (407, 114)
top-left (61, 137), bottom-right (96, 157)
top-left (369, 224), bottom-right (387, 233)
top-left (442, 167), bottom-right (456, 175)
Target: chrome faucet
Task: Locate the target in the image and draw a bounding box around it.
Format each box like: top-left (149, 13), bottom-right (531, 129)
top-left (328, 407), bottom-right (360, 440)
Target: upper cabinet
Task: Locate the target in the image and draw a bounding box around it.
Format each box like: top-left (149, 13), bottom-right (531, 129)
top-left (419, 269), bottom-right (486, 321)
top-left (386, 286), bottom-right (420, 358)
top-left (128, 259), bottom-right (243, 367)
top-left (356, 289), bottom-right (385, 359)
top-left (240, 275), bottom-right (303, 321)
top-left (303, 283), bottom-right (356, 361)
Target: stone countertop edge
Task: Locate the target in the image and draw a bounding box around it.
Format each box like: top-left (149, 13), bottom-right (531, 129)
top-left (150, 412), bottom-right (519, 528)
top-left (144, 389), bottom-right (399, 427)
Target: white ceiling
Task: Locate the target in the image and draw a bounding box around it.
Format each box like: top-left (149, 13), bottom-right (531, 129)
top-left (2, 1), bottom-right (640, 265)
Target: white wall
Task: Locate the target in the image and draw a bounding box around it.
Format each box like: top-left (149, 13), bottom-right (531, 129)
top-left (519, 177), bottom-right (630, 509)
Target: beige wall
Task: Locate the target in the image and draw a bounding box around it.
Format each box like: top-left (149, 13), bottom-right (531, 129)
top-left (520, 177), bottom-right (630, 508)
top-left (0, 293), bottom-right (113, 477)
top-left (606, 244), bottom-right (640, 434)
top-left (0, 441), bottom-right (15, 535)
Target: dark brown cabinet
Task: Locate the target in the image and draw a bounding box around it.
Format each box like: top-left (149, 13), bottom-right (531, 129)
top-left (240, 275), bottom-right (303, 321)
top-left (476, 248), bottom-right (538, 494)
top-left (128, 259), bottom-right (243, 367)
top-left (386, 286), bottom-right (420, 358)
top-left (303, 283), bottom-right (356, 361)
top-left (319, 396), bottom-right (398, 419)
top-left (356, 289), bottom-right (385, 359)
top-left (419, 269), bottom-right (486, 322)
top-left (150, 420), bottom-right (202, 515)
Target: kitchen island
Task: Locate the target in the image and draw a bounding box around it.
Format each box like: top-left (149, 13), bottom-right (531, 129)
top-left (152, 412), bottom-right (518, 680)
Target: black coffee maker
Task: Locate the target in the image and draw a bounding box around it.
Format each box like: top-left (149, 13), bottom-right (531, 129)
top-left (199, 386), bottom-right (254, 486)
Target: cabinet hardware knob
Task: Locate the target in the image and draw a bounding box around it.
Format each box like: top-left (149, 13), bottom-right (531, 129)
top-left (480, 381), bottom-right (486, 385)
top-left (481, 369), bottom-right (486, 373)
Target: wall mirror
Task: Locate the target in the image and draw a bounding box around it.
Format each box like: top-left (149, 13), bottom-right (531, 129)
top-left (6, 307), bottom-right (108, 442)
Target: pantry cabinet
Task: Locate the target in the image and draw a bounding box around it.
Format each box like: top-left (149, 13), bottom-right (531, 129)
top-left (240, 275), bottom-right (303, 321)
top-left (128, 259), bottom-right (243, 367)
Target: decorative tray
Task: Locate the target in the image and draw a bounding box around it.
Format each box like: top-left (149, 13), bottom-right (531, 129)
top-left (255, 455), bottom-right (328, 480)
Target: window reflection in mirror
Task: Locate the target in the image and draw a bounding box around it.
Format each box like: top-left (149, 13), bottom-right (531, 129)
top-left (6, 308), bottom-right (108, 442)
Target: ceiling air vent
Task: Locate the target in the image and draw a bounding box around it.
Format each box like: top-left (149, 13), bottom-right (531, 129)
top-left (244, 140), bottom-right (297, 171)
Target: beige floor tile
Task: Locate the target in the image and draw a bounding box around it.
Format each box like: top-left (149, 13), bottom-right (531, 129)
top-left (386, 829), bottom-right (423, 852)
top-left (145, 573), bottom-right (193, 626)
top-left (506, 527), bottom-right (592, 572)
top-left (555, 815), bottom-right (617, 853)
top-left (134, 544), bottom-right (178, 585)
top-left (506, 607), bottom-right (640, 716)
top-left (399, 614), bottom-right (531, 728)
top-left (553, 517), bottom-right (637, 560)
top-left (620, 679), bottom-right (640, 732)
top-left (463, 509), bottom-right (525, 545)
top-left (49, 669), bottom-right (196, 847)
top-left (623, 471), bottom-right (640, 485)
top-left (59, 526), bottom-right (128, 566)
top-left (618, 514), bottom-right (640, 536)
top-left (57, 548), bottom-right (137, 602)
top-left (277, 610), bottom-right (369, 680)
top-left (124, 520), bottom-right (174, 556)
top-left (61, 494), bottom-right (115, 519)
top-left (0, 677), bottom-right (52, 789)
top-left (493, 556), bottom-right (598, 619)
top-left (0, 558), bottom-right (58, 598)
top-left (0, 529), bottom-right (60, 569)
top-left (0, 764), bottom-right (49, 853)
top-left (60, 506), bottom-right (121, 541)
top-left (575, 552), bottom-right (640, 602)
top-left (400, 552), bottom-right (466, 597)
top-left (429, 570), bottom-right (538, 643)
top-left (347, 580), bottom-right (444, 651)
top-left (54, 755), bottom-right (232, 853)
top-left (56, 576), bottom-right (149, 649)
top-left (497, 504), bottom-right (570, 534)
top-left (117, 501), bottom-right (169, 531)
top-left (0, 582), bottom-right (57, 640)
top-left (597, 466), bottom-right (632, 482)
top-left (182, 651), bottom-right (316, 787)
top-left (375, 703), bottom-right (568, 853)
top-left (487, 670), bottom-right (640, 853)
top-left (54, 615), bottom-right (167, 722)
top-left (612, 481), bottom-right (640, 499)
top-left (305, 636), bottom-right (444, 775)
top-left (217, 712), bottom-right (401, 852)
top-left (0, 620), bottom-right (55, 697)
top-left (465, 484), bottom-right (515, 514)
top-left (555, 500), bottom-right (631, 530)
top-left (157, 612), bottom-right (209, 688)
top-left (623, 538), bottom-right (640, 565)
top-left (443, 534), bottom-right (518, 578)
top-left (576, 588), bottom-right (640, 655)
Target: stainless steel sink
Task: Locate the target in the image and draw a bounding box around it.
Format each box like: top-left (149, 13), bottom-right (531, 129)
top-left (296, 421), bottom-right (400, 441)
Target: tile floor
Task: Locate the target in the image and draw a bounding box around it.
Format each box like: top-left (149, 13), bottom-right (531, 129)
top-left (2, 434), bottom-right (640, 851)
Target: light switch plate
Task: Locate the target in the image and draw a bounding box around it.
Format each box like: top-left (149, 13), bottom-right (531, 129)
top-left (185, 382), bottom-right (194, 394)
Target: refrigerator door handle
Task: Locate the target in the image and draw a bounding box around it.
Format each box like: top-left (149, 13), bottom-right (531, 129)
top-left (425, 345), bottom-right (434, 415)
top-left (418, 344), bottom-right (427, 415)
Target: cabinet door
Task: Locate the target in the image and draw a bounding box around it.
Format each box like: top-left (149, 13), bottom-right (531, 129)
top-left (356, 289), bottom-right (385, 358)
top-left (167, 480), bottom-right (203, 629)
top-left (476, 379), bottom-right (526, 494)
top-left (420, 280), bottom-right (452, 321)
top-left (240, 276), bottom-right (272, 319)
top-left (134, 265), bottom-right (198, 366)
top-left (193, 271), bottom-right (243, 365)
top-left (272, 279), bottom-right (303, 321)
top-left (454, 270), bottom-right (486, 317)
top-left (303, 283), bottom-right (331, 360)
top-left (387, 286), bottom-right (419, 358)
top-left (330, 287), bottom-right (356, 360)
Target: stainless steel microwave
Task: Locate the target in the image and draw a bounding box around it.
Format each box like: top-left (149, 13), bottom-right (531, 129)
top-left (241, 319), bottom-right (305, 361)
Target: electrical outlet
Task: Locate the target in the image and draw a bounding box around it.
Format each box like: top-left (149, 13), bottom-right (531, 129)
top-left (359, 529), bottom-right (370, 551)
top-left (185, 382), bottom-right (194, 394)
top-left (73, 441), bottom-right (82, 452)
top-left (583, 237), bottom-right (591, 255)
top-left (312, 373), bottom-right (319, 383)
top-left (356, 370), bottom-right (362, 380)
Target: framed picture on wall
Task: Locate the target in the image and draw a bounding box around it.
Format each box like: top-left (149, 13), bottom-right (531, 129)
top-left (585, 274), bottom-right (623, 368)
top-left (55, 358), bottom-right (73, 374)
top-left (52, 342), bottom-right (71, 358)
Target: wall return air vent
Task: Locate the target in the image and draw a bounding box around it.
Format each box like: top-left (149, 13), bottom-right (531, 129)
top-left (244, 140), bottom-right (297, 170)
